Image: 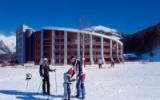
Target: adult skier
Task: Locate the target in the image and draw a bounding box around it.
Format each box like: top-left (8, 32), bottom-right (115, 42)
top-left (70, 56), bottom-right (86, 99)
top-left (39, 58), bottom-right (56, 95)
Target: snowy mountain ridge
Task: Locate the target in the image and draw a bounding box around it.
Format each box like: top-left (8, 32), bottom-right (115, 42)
top-left (0, 34), bottom-right (16, 54)
top-left (0, 40), bottom-right (10, 54)
top-left (83, 25), bottom-right (121, 37)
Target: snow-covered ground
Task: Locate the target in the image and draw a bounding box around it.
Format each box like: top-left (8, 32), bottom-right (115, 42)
top-left (0, 62), bottom-right (160, 100)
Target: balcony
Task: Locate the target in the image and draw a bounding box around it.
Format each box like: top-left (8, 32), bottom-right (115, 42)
top-left (104, 55), bottom-right (110, 58)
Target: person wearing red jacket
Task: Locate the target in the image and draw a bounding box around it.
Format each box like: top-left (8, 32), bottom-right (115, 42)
top-left (63, 67), bottom-right (76, 100)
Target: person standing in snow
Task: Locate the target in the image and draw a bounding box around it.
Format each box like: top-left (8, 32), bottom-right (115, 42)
top-left (98, 58), bottom-right (103, 69)
top-left (39, 58), bottom-right (56, 95)
top-left (70, 56), bottom-right (86, 99)
top-left (110, 59), bottom-right (115, 68)
top-left (63, 67), bottom-right (76, 100)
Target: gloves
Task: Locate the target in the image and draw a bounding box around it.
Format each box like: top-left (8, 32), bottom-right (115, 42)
top-left (71, 78), bottom-right (76, 82)
top-left (41, 76), bottom-right (44, 80)
top-left (53, 69), bottom-right (56, 72)
top-left (51, 68), bottom-right (56, 72)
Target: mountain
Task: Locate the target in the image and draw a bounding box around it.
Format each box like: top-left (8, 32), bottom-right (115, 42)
top-left (83, 25), bottom-right (121, 39)
top-left (0, 34), bottom-right (16, 53)
top-left (122, 23), bottom-right (160, 61)
top-left (0, 40), bottom-right (10, 54)
top-left (0, 34), bottom-right (16, 63)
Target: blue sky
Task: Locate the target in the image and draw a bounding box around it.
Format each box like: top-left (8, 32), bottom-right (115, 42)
top-left (0, 0), bottom-right (160, 35)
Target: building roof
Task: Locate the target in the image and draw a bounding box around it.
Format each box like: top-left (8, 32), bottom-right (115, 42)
top-left (16, 24), bottom-right (35, 33)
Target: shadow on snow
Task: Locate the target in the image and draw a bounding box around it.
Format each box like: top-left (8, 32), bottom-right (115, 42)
top-left (0, 90), bottom-right (64, 100)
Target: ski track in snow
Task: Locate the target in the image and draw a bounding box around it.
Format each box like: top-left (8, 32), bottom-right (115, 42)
top-left (0, 62), bottom-right (160, 100)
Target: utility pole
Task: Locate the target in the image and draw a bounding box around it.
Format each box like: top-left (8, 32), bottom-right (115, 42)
top-left (79, 17), bottom-right (87, 67)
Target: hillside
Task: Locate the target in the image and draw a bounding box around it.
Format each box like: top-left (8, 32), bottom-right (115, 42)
top-left (122, 24), bottom-right (160, 55)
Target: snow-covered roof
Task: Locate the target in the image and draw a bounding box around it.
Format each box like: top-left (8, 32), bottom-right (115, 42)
top-left (43, 26), bottom-right (123, 45)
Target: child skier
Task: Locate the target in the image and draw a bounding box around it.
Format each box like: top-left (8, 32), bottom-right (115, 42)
top-left (63, 67), bottom-right (76, 100)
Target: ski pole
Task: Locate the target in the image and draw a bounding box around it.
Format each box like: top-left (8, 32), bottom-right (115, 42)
top-left (37, 80), bottom-right (42, 93)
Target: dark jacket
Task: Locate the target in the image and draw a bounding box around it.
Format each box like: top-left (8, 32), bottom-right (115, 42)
top-left (39, 64), bottom-right (54, 77)
top-left (73, 59), bottom-right (82, 77)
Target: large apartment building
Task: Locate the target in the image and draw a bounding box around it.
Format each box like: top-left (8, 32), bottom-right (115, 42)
top-left (16, 24), bottom-right (123, 65)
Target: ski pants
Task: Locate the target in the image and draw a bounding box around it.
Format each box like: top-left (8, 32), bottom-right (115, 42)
top-left (42, 76), bottom-right (50, 94)
top-left (76, 74), bottom-right (86, 97)
top-left (99, 64), bottom-right (102, 68)
top-left (63, 82), bottom-right (71, 100)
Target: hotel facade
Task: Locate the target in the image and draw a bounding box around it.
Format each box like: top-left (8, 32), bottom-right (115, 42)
top-left (16, 24), bottom-right (123, 65)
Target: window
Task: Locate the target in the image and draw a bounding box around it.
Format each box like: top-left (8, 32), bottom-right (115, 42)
top-left (85, 52), bottom-right (90, 55)
top-left (85, 45), bottom-right (89, 48)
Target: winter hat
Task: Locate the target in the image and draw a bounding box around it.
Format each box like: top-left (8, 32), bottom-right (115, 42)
top-left (44, 58), bottom-right (48, 61)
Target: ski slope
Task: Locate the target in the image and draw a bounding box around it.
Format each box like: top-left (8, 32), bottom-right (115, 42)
top-left (0, 62), bottom-right (160, 100)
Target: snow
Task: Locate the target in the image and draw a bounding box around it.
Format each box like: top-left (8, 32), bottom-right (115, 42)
top-left (0, 40), bottom-right (10, 54)
top-left (0, 50), bottom-right (6, 54)
top-left (0, 34), bottom-right (16, 52)
top-left (0, 62), bottom-right (160, 100)
top-left (84, 25), bottom-right (121, 37)
top-left (84, 25), bottom-right (117, 33)
top-left (124, 53), bottom-right (137, 58)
